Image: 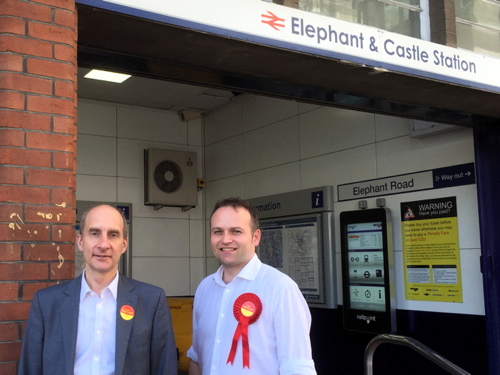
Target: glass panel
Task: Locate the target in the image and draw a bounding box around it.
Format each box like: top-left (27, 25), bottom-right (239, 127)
top-left (455, 0), bottom-right (500, 29)
top-left (295, 0), bottom-right (421, 38)
top-left (455, 0), bottom-right (500, 57)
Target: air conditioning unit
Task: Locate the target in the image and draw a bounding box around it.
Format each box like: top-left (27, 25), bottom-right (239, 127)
top-left (144, 149), bottom-right (198, 210)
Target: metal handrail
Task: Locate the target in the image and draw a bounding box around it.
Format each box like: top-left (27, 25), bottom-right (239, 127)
top-left (364, 334), bottom-right (471, 375)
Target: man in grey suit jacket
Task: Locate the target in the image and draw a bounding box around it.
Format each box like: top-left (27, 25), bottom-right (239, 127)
top-left (18, 205), bottom-right (177, 375)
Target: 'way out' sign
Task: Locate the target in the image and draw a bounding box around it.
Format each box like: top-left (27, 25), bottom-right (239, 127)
top-left (337, 163), bottom-right (475, 201)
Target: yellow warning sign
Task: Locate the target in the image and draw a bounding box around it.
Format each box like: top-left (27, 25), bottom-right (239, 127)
top-left (401, 197), bottom-right (463, 303)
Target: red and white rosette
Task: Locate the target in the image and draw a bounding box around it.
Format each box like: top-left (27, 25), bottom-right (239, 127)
top-left (226, 293), bottom-right (262, 368)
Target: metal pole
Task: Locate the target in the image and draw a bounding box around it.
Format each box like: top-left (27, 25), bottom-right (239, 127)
top-left (364, 334), bottom-right (471, 375)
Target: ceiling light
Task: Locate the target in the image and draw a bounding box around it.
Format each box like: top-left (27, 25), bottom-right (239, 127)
top-left (84, 69), bottom-right (131, 83)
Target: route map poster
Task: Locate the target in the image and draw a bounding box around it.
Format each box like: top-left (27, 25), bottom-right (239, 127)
top-left (400, 196), bottom-right (463, 303)
top-left (258, 216), bottom-right (321, 301)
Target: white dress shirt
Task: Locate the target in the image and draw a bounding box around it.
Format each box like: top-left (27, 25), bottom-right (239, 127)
top-left (187, 254), bottom-right (317, 375)
top-left (74, 270), bottom-right (119, 375)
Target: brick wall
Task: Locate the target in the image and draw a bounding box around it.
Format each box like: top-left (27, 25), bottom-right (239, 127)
top-left (0, 0), bottom-right (77, 373)
top-left (429, 0), bottom-right (457, 47)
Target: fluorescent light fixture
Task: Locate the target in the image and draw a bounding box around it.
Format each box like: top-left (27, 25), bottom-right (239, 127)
top-left (84, 69), bottom-right (131, 83)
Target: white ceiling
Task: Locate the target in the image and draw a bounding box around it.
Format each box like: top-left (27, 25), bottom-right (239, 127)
top-left (77, 67), bottom-right (236, 113)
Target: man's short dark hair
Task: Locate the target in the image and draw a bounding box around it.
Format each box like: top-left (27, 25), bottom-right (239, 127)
top-left (211, 197), bottom-right (259, 232)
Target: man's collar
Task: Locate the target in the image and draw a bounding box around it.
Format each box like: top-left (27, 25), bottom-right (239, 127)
top-left (214, 254), bottom-right (261, 285)
top-left (80, 269), bottom-right (119, 301)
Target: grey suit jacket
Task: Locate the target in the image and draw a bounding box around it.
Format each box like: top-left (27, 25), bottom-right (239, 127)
top-left (18, 274), bottom-right (177, 375)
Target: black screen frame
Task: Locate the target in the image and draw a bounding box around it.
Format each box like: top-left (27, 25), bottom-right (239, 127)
top-left (340, 207), bottom-right (396, 333)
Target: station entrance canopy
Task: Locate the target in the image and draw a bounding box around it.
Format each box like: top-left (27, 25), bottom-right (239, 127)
top-left (76, 0), bottom-right (500, 125)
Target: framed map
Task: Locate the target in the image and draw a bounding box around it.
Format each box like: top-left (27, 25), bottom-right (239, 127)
top-left (258, 214), bottom-right (323, 303)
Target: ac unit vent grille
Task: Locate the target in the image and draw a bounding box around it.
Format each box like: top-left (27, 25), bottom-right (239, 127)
top-left (154, 160), bottom-right (183, 193)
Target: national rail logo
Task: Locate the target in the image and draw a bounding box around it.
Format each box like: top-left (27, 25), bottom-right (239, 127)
top-left (261, 11), bottom-right (285, 31)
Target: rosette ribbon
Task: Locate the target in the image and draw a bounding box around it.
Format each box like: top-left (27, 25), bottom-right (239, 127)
top-left (226, 293), bottom-right (262, 368)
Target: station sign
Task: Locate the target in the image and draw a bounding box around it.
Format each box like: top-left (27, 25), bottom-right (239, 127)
top-left (338, 163), bottom-right (475, 201)
top-left (76, 0), bottom-right (500, 93)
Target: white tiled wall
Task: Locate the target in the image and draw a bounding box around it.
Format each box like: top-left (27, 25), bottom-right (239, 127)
top-left (77, 99), bottom-right (204, 296)
top-left (77, 93), bottom-right (483, 316)
top-left (203, 94), bottom-right (483, 315)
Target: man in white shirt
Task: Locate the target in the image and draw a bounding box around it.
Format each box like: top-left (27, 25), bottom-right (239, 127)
top-left (187, 198), bottom-right (316, 375)
top-left (19, 205), bottom-right (177, 375)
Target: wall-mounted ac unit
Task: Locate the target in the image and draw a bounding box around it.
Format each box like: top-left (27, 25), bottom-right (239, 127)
top-left (144, 149), bottom-right (198, 209)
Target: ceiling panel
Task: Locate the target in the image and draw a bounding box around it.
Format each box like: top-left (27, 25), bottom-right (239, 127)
top-left (77, 67), bottom-right (235, 113)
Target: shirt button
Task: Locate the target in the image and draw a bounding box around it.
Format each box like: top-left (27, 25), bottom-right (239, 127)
top-left (94, 357), bottom-right (99, 362)
top-left (96, 330), bottom-right (101, 335)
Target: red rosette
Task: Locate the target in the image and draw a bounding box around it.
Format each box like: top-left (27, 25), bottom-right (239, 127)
top-left (233, 293), bottom-right (262, 324)
top-left (226, 293), bottom-right (263, 368)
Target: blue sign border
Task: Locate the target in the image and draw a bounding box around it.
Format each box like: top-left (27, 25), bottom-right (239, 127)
top-left (76, 0), bottom-right (500, 94)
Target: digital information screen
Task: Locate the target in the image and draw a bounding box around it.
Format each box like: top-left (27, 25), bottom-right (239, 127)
top-left (340, 208), bottom-right (395, 333)
top-left (346, 222), bottom-right (386, 312)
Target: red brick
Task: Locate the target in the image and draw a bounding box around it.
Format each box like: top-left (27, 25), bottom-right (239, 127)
top-left (51, 188), bottom-right (75, 207)
top-left (0, 110), bottom-right (51, 131)
top-left (0, 166), bottom-right (23, 184)
top-left (0, 72), bottom-right (53, 95)
top-left (26, 58), bottom-right (75, 81)
top-left (27, 21), bottom-right (75, 45)
top-left (0, 54), bottom-right (23, 72)
top-left (1, 0), bottom-right (52, 22)
top-left (25, 168), bottom-right (74, 188)
top-left (27, 241), bottom-right (74, 261)
top-left (24, 205), bottom-right (74, 223)
top-left (0, 35), bottom-right (52, 58)
top-left (51, 223), bottom-right (76, 242)
top-left (0, 301), bottom-right (31, 321)
top-left (54, 80), bottom-right (76, 100)
top-left (59, 243), bottom-right (74, 262)
top-left (54, 43), bottom-right (76, 64)
top-left (50, 261), bottom-right (74, 280)
top-left (0, 263), bottom-right (49, 281)
top-left (0, 205), bottom-right (23, 222)
top-left (28, 22), bottom-right (76, 44)
top-left (26, 95), bottom-right (74, 116)
top-left (53, 116), bottom-right (76, 135)
top-left (52, 151), bottom-right (74, 170)
top-left (0, 186), bottom-right (51, 205)
top-left (0, 322), bottom-right (19, 341)
top-left (54, 8), bottom-right (76, 28)
top-left (0, 243), bottom-right (21, 261)
top-left (0, 129), bottom-right (24, 147)
top-left (0, 342), bottom-right (22, 361)
top-left (0, 209), bottom-right (24, 229)
top-left (0, 148), bottom-right (52, 168)
top-left (0, 16), bottom-right (25, 35)
top-left (0, 222), bottom-right (51, 242)
top-left (0, 361), bottom-right (17, 375)
top-left (26, 131), bottom-right (74, 152)
top-left (0, 91), bottom-right (25, 110)
top-left (21, 282), bottom-right (55, 301)
top-left (24, 243), bottom-right (73, 262)
top-left (35, 0), bottom-right (77, 11)
top-left (0, 284), bottom-right (19, 302)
